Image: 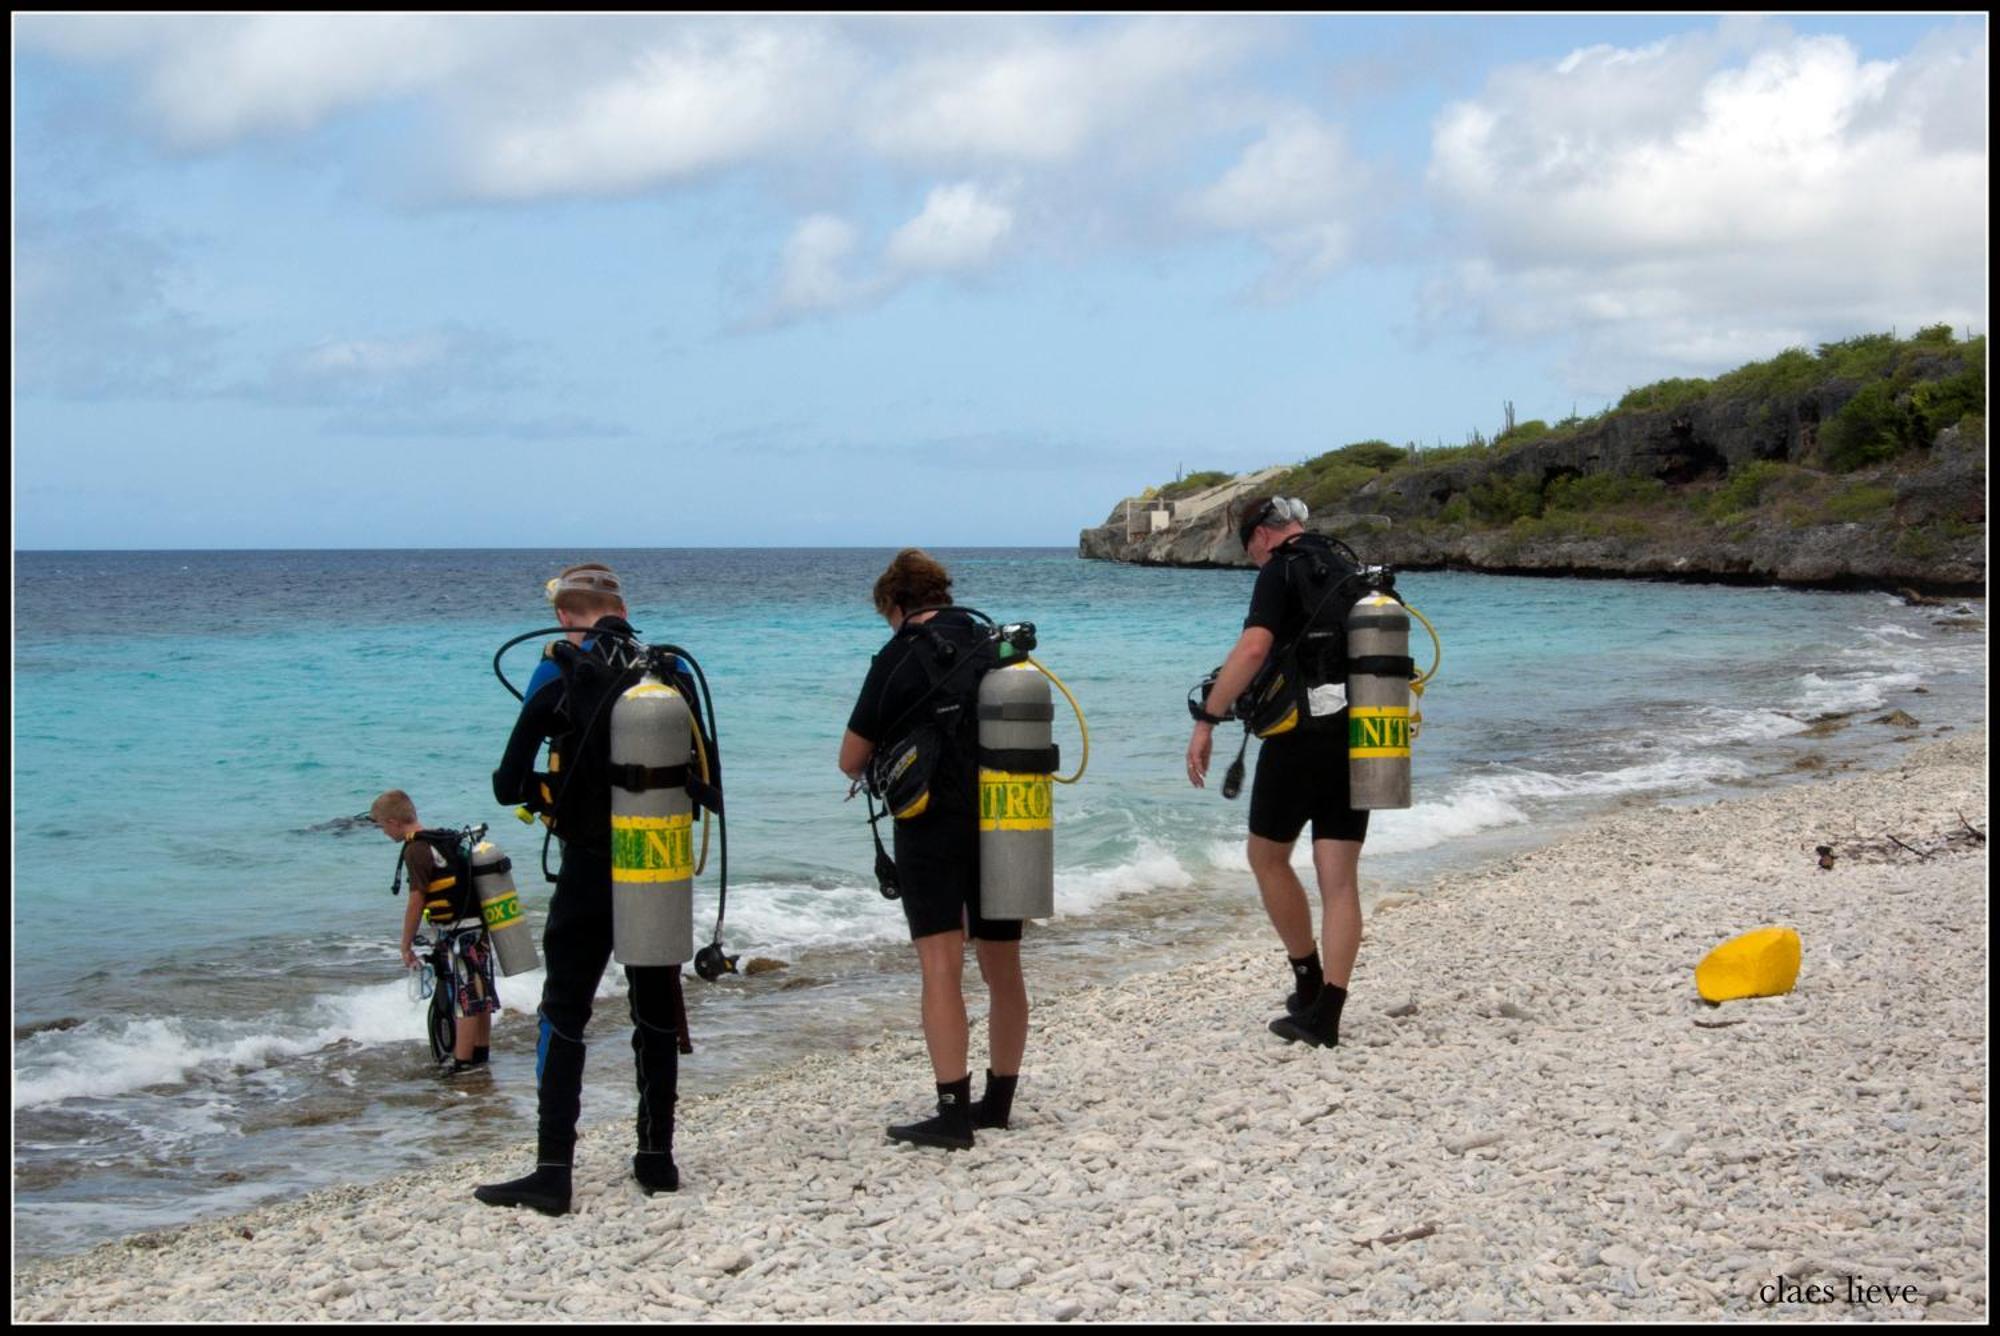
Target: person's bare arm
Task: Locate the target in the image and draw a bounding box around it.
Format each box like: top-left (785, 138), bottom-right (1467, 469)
top-left (1186, 626), bottom-right (1275, 788)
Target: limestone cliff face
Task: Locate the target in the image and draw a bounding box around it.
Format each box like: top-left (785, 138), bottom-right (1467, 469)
top-left (1078, 417), bottom-right (1986, 594)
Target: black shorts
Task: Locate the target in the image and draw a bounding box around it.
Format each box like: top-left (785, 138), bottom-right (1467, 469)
top-left (1248, 731), bottom-right (1371, 845)
top-left (892, 814), bottom-right (1023, 943)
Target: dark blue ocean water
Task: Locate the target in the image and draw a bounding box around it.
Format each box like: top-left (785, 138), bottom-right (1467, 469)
top-left (12, 548), bottom-right (1985, 1256)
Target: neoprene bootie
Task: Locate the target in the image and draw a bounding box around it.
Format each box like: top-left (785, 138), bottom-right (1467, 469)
top-left (632, 1151), bottom-right (680, 1195)
top-left (1285, 950), bottom-right (1324, 1016)
top-left (971, 1070), bottom-right (1018, 1130)
top-left (887, 1076), bottom-right (974, 1151)
top-left (1269, 981), bottom-right (1347, 1048)
top-left (473, 1162), bottom-right (572, 1216)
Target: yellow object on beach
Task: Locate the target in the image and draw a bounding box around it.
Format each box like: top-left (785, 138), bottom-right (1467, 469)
top-left (1695, 926), bottom-right (1802, 1003)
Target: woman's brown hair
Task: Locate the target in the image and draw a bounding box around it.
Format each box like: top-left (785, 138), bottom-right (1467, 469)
top-left (872, 548), bottom-right (953, 617)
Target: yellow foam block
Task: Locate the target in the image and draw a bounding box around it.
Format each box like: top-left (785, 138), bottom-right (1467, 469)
top-left (1695, 926), bottom-right (1802, 1003)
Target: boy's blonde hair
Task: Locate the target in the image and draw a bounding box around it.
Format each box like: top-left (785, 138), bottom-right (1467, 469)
top-left (547, 562), bottom-right (627, 618)
top-left (370, 790), bottom-right (417, 826)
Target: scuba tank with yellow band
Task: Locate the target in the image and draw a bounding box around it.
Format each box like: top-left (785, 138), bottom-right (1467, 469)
top-left (471, 837), bottom-right (540, 976)
top-left (977, 654), bottom-right (1090, 920)
top-left (608, 670), bottom-right (697, 966)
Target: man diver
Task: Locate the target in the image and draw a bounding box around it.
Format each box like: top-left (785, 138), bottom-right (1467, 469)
top-left (475, 562), bottom-right (686, 1216)
top-left (1185, 497), bottom-right (1371, 1048)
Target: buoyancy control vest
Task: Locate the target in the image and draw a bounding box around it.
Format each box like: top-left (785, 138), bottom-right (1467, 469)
top-left (1242, 533), bottom-right (1373, 739)
top-left (869, 609), bottom-right (1008, 822)
top-left (537, 618), bottom-right (718, 856)
top-left (391, 827), bottom-right (480, 925)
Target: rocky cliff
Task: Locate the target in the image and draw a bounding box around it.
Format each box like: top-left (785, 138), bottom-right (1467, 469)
top-left (1080, 415), bottom-right (1986, 596)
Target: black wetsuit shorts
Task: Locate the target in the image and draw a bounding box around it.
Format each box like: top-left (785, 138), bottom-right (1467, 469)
top-left (1248, 730), bottom-right (1371, 845)
top-left (892, 816), bottom-right (1023, 943)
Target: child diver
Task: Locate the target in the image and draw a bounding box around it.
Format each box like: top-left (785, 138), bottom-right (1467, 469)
top-left (372, 789), bottom-right (497, 1075)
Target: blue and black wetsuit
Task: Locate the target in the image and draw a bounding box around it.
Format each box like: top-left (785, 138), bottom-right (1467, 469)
top-left (492, 618), bottom-right (682, 1169)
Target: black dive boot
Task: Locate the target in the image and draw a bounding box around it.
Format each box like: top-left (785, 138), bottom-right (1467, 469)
top-left (887, 1076), bottom-right (975, 1151)
top-left (1284, 950), bottom-right (1324, 1017)
top-left (970, 1070), bottom-right (1018, 1130)
top-left (474, 1157), bottom-right (573, 1216)
top-left (630, 967), bottom-right (681, 1194)
top-left (476, 1014), bottom-right (583, 1215)
top-left (1269, 981), bottom-right (1347, 1048)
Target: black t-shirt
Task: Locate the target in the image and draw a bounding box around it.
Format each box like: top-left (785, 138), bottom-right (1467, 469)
top-left (847, 609), bottom-right (983, 816)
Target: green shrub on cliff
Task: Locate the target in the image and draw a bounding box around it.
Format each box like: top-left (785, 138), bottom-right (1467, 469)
top-left (1495, 419), bottom-right (1551, 449)
top-left (1328, 440), bottom-right (1407, 470)
top-left (1467, 473), bottom-right (1545, 523)
top-left (1617, 378), bottom-right (1712, 413)
top-left (1157, 470), bottom-right (1234, 500)
top-left (1278, 440), bottom-right (1411, 510)
top-left (1824, 483), bottom-right (1898, 523)
top-left (1704, 460), bottom-right (1797, 518)
top-left (1545, 473), bottom-right (1666, 511)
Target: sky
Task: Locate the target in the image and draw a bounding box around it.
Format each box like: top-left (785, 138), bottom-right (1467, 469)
top-left (12, 13), bottom-right (1989, 549)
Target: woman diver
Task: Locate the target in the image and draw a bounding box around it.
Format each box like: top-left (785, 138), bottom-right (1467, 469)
top-left (838, 549), bottom-right (1026, 1150)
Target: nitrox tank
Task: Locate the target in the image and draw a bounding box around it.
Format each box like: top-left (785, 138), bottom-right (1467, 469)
top-left (977, 663), bottom-right (1057, 920)
top-left (471, 839), bottom-right (540, 977)
top-left (609, 673), bottom-right (695, 965)
top-left (1345, 591), bottom-right (1413, 809)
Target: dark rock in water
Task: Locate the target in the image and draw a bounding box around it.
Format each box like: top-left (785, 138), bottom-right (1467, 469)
top-left (742, 957), bottom-right (788, 976)
top-left (1798, 717), bottom-right (1851, 738)
top-left (14, 1016), bottom-right (86, 1041)
top-left (1871, 709), bottom-right (1922, 728)
top-left (779, 976), bottom-right (820, 991)
top-left (1791, 754), bottom-right (1827, 771)
top-left (297, 812), bottom-right (377, 837)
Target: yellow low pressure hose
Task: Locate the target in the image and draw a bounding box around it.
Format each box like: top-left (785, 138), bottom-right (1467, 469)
top-left (1404, 603), bottom-right (1442, 739)
top-left (1027, 656), bottom-right (1090, 784)
top-left (1407, 602), bottom-right (1442, 686)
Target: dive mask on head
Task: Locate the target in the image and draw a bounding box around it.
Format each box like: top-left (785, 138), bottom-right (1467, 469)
top-left (544, 566), bottom-right (625, 603)
top-left (1237, 497), bottom-right (1309, 549)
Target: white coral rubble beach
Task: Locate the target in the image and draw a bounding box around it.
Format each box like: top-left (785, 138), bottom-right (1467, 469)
top-left (13, 738), bottom-right (1988, 1322)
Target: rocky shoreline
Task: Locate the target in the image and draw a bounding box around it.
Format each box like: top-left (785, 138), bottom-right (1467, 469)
top-left (13, 737), bottom-right (1988, 1322)
top-left (1080, 420), bottom-right (1985, 597)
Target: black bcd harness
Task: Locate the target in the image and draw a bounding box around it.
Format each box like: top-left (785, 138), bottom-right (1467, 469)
top-left (388, 826), bottom-right (482, 924)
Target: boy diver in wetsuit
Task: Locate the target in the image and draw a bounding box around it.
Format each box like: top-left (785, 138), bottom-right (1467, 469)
top-left (372, 789), bottom-right (495, 1074)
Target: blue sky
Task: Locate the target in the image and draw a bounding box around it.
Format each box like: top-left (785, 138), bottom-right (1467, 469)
top-left (13, 14), bottom-right (1988, 549)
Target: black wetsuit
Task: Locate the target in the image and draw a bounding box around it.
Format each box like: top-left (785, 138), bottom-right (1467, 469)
top-left (1244, 536), bottom-right (1371, 845)
top-left (847, 610), bottom-right (1022, 943)
top-left (493, 622), bottom-right (682, 1165)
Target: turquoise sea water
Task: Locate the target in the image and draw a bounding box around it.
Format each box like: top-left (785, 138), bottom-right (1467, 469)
top-left (12, 548), bottom-right (1986, 1257)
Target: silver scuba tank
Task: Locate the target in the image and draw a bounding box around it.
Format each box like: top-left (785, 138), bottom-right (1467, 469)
top-left (609, 673), bottom-right (696, 965)
top-left (471, 839), bottom-right (540, 977)
top-left (977, 663), bottom-right (1056, 920)
top-left (1345, 592), bottom-right (1413, 810)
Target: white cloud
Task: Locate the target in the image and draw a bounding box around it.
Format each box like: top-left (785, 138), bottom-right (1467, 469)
top-left (1185, 112), bottom-right (1373, 297)
top-left (861, 17), bottom-right (1262, 165)
top-left (1424, 24), bottom-right (1988, 392)
top-left (457, 22), bottom-right (862, 199)
top-left (14, 210), bottom-right (222, 399)
top-left (768, 215), bottom-right (876, 318)
top-left (21, 14), bottom-right (478, 147)
top-left (885, 183), bottom-right (1015, 273)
